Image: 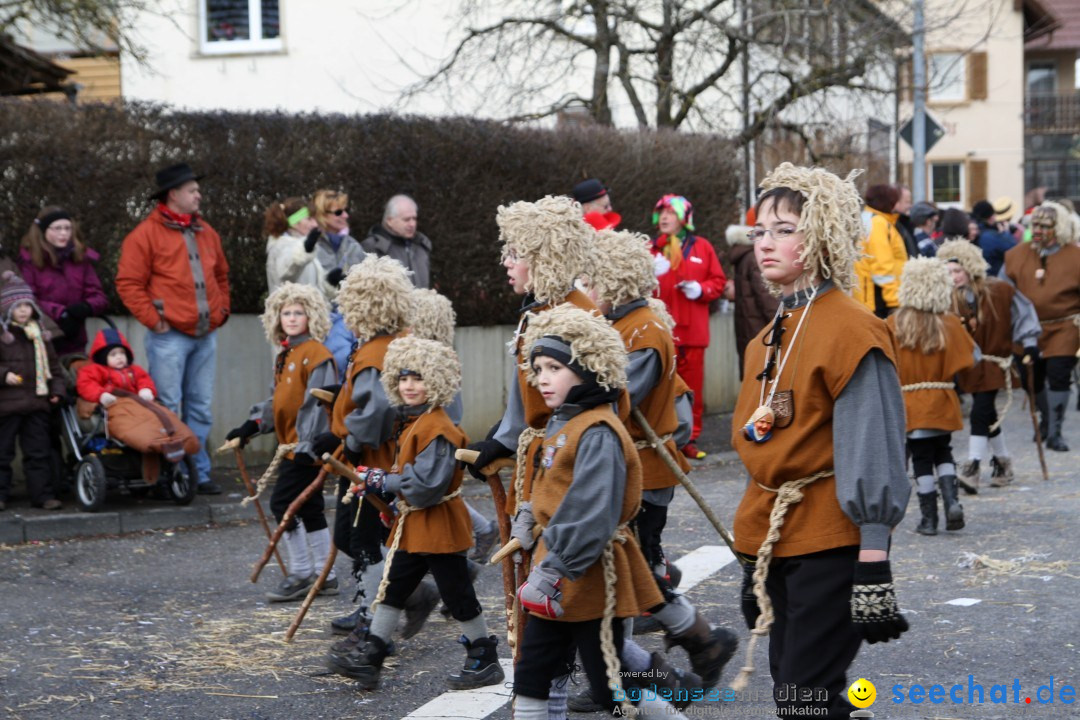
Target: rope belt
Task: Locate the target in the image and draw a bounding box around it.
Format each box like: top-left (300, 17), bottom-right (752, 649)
top-left (730, 469), bottom-right (835, 692)
top-left (981, 354), bottom-right (1015, 433)
top-left (1040, 313), bottom-right (1080, 358)
top-left (241, 442), bottom-right (298, 507)
top-left (900, 381), bottom-right (955, 392)
top-left (600, 523), bottom-right (636, 716)
top-left (372, 486), bottom-right (463, 611)
top-left (634, 433), bottom-right (673, 450)
top-left (513, 427), bottom-right (545, 516)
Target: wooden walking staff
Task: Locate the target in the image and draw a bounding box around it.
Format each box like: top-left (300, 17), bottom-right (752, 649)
top-left (251, 465), bottom-right (330, 583)
top-left (1023, 355), bottom-right (1050, 482)
top-left (285, 541), bottom-right (338, 642)
top-left (631, 407), bottom-right (739, 556)
top-left (216, 438), bottom-right (287, 577)
top-left (319, 454), bottom-right (394, 516)
top-left (455, 449), bottom-right (527, 658)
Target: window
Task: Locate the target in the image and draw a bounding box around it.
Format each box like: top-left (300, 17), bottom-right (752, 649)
top-left (931, 162), bottom-right (963, 206)
top-left (1027, 63), bottom-right (1056, 96)
top-left (199, 0), bottom-right (281, 54)
top-left (928, 53), bottom-right (965, 102)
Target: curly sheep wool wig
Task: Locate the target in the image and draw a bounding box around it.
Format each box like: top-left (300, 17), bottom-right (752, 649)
top-left (586, 229), bottom-right (657, 307)
top-left (899, 256), bottom-right (953, 313)
top-left (261, 282), bottom-right (332, 344)
top-left (407, 288), bottom-right (456, 346)
top-left (936, 239), bottom-right (989, 283)
top-left (521, 303), bottom-right (627, 391)
top-left (380, 335), bottom-right (461, 409)
top-left (337, 255), bottom-right (413, 340)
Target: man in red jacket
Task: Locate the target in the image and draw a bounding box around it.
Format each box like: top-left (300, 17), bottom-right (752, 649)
top-left (116, 163), bottom-right (231, 493)
top-left (651, 194), bottom-right (727, 459)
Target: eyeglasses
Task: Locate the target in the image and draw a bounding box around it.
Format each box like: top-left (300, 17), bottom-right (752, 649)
top-left (747, 226), bottom-right (799, 242)
top-left (332, 208), bottom-right (349, 216)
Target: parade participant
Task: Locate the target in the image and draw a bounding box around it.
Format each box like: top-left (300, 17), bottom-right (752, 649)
top-left (510, 304), bottom-right (687, 720)
top-left (887, 258), bottom-right (976, 535)
top-left (938, 239), bottom-right (1040, 492)
top-left (0, 272), bottom-right (64, 511)
top-left (308, 257), bottom-right (439, 642)
top-left (650, 194), bottom-right (727, 459)
top-left (1002, 201), bottom-right (1080, 452)
top-left (225, 283), bottom-right (339, 602)
top-left (733, 163), bottom-right (910, 719)
top-left (327, 336), bottom-right (504, 691)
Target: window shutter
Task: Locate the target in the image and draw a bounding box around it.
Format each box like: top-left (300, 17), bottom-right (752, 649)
top-left (900, 59), bottom-right (914, 103)
top-left (968, 51), bottom-right (988, 100)
top-left (899, 162), bottom-right (913, 189)
top-left (967, 159), bottom-right (988, 204)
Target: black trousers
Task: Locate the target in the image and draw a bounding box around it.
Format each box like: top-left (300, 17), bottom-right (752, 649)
top-left (907, 434), bottom-right (954, 478)
top-left (1019, 355), bottom-right (1078, 393)
top-left (333, 476), bottom-right (387, 569)
top-left (380, 550), bottom-right (481, 622)
top-left (632, 500), bottom-right (676, 601)
top-left (515, 615), bottom-right (625, 712)
top-left (0, 411), bottom-right (54, 505)
top-left (766, 547), bottom-right (862, 720)
top-left (270, 457), bottom-right (327, 532)
top-left (969, 390), bottom-right (1001, 438)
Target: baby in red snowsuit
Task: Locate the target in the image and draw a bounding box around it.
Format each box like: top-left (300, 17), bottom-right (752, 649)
top-left (76, 328), bottom-right (156, 406)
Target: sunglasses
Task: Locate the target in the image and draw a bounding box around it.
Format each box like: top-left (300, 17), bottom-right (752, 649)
top-left (332, 208), bottom-right (349, 216)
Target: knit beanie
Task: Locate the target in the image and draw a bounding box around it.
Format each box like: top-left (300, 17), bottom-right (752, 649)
top-left (0, 270), bottom-right (43, 343)
top-left (652, 194), bottom-right (695, 231)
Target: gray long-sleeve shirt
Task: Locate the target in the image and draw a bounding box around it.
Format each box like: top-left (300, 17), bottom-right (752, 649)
top-left (344, 366), bottom-right (395, 454)
top-left (382, 407), bottom-right (458, 509)
top-left (248, 339), bottom-right (338, 456)
top-left (536, 404), bottom-right (627, 581)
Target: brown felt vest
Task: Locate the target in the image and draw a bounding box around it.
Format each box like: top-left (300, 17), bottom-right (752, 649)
top-left (331, 333), bottom-right (402, 470)
top-left (1004, 243), bottom-right (1080, 358)
top-left (273, 339), bottom-right (335, 458)
top-left (955, 279), bottom-right (1018, 393)
top-left (887, 313), bottom-right (974, 433)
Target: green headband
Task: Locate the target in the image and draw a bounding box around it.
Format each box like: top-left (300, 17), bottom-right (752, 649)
top-left (287, 206), bottom-right (310, 227)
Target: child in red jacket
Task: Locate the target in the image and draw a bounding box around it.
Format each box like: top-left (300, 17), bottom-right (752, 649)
top-left (76, 328), bottom-right (156, 406)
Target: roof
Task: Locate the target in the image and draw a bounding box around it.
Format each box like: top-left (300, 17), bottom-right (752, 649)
top-left (1025, 0), bottom-right (1080, 51)
top-left (0, 32), bottom-right (74, 97)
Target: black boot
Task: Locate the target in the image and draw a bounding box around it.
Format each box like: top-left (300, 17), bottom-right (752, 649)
top-left (327, 633), bottom-right (390, 689)
top-left (915, 492), bottom-right (938, 536)
top-left (938, 476), bottom-right (965, 531)
top-left (663, 613), bottom-right (738, 688)
top-left (447, 635), bottom-right (505, 690)
top-left (401, 580), bottom-right (440, 639)
top-left (648, 651), bottom-right (703, 709)
top-left (1046, 391), bottom-right (1070, 452)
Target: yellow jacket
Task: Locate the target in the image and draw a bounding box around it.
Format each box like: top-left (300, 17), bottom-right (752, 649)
top-left (854, 206), bottom-right (907, 312)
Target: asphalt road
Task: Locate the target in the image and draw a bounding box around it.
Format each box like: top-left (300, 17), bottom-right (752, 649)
top-left (2, 399), bottom-right (1078, 720)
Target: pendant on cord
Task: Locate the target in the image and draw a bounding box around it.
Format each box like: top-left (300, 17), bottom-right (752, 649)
top-left (743, 405), bottom-right (775, 443)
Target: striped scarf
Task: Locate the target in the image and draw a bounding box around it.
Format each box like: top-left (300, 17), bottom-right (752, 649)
top-left (14, 320), bottom-right (50, 396)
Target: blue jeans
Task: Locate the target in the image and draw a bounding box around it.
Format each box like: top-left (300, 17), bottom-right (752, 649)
top-left (145, 329), bottom-right (217, 484)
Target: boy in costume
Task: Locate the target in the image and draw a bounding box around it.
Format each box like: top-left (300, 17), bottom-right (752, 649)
top-left (733, 163), bottom-right (911, 720)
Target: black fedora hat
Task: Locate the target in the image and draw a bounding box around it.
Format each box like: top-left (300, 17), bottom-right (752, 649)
top-left (572, 178), bottom-right (608, 204)
top-left (150, 163), bottom-right (203, 200)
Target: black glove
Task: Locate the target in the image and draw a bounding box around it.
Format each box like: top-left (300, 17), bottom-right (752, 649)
top-left (343, 443), bottom-right (364, 466)
top-left (225, 419), bottom-right (260, 447)
top-left (58, 313), bottom-right (80, 338)
top-left (465, 438), bottom-right (514, 480)
top-left (740, 561), bottom-right (760, 630)
top-left (303, 228), bottom-right (322, 253)
top-left (310, 432), bottom-right (341, 461)
top-left (851, 561), bottom-right (909, 644)
top-left (326, 267), bottom-right (345, 288)
top-left (1023, 345), bottom-right (1040, 364)
top-left (64, 302), bottom-right (93, 320)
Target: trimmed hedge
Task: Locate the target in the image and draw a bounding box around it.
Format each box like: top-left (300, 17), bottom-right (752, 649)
top-left (0, 101), bottom-right (739, 325)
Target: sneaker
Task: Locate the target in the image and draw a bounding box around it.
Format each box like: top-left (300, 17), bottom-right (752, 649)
top-left (681, 443), bottom-right (706, 460)
top-left (319, 576), bottom-right (340, 596)
top-left (331, 606), bottom-right (368, 635)
top-left (988, 456), bottom-right (1014, 487)
top-left (470, 522), bottom-right (500, 562)
top-left (197, 481), bottom-right (223, 495)
top-left (956, 459), bottom-right (980, 495)
top-left (266, 574), bottom-right (316, 602)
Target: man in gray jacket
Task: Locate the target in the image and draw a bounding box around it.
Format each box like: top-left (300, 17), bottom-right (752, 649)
top-left (361, 195), bottom-right (432, 289)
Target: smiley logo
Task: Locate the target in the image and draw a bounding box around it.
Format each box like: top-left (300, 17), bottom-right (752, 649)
top-left (848, 678), bottom-right (876, 708)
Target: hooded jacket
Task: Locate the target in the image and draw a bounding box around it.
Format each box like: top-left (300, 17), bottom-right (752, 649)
top-left (76, 328), bottom-right (156, 403)
top-left (650, 233), bottom-right (727, 347)
top-left (855, 206), bottom-right (908, 314)
top-left (0, 322), bottom-right (64, 414)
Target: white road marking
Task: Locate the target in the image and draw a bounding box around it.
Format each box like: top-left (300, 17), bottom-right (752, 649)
top-left (405, 659), bottom-right (514, 719)
top-left (404, 545), bottom-right (736, 717)
top-left (945, 598), bottom-right (982, 606)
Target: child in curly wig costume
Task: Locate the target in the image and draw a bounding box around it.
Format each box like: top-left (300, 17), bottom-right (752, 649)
top-left (225, 282), bottom-right (339, 602)
top-left (510, 304), bottom-right (687, 720)
top-left (328, 335), bottom-right (504, 691)
top-left (887, 258), bottom-right (976, 535)
top-left (732, 163), bottom-right (910, 719)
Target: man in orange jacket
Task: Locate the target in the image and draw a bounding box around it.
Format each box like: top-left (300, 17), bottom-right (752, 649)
top-left (116, 163), bottom-right (231, 493)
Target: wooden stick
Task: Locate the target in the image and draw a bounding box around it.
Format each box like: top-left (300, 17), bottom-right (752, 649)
top-left (251, 468), bottom-right (328, 584)
top-left (309, 388), bottom-right (336, 405)
top-left (233, 446), bottom-right (287, 577)
top-left (320, 453), bottom-right (393, 515)
top-left (631, 407), bottom-right (738, 555)
top-left (490, 537), bottom-right (523, 565)
top-left (285, 541), bottom-right (338, 642)
top-left (215, 437), bottom-right (241, 454)
top-left (1023, 356), bottom-right (1050, 482)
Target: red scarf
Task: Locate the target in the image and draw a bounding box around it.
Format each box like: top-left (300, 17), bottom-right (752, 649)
top-left (157, 202), bottom-right (197, 228)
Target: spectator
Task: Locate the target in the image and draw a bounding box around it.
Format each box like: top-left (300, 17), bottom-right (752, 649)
top-left (855, 184), bottom-right (908, 318)
top-left (361, 195), bottom-right (432, 289)
top-left (650, 194), bottom-right (727, 460)
top-left (893, 185), bottom-right (920, 258)
top-left (264, 197), bottom-right (332, 295)
top-left (725, 208), bottom-right (779, 379)
top-left (939, 208), bottom-right (972, 241)
top-left (0, 245), bottom-right (64, 342)
top-left (17, 207), bottom-right (107, 356)
top-left (313, 189), bottom-right (367, 374)
top-left (971, 200), bottom-right (1016, 277)
top-left (115, 163), bottom-right (230, 494)
top-left (911, 202), bottom-right (941, 256)
top-left (572, 178), bottom-right (621, 230)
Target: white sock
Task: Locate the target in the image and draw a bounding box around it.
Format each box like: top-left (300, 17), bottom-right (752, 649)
top-left (361, 559), bottom-right (386, 604)
top-left (935, 463), bottom-right (956, 478)
top-left (968, 435), bottom-right (988, 461)
top-left (514, 695), bottom-right (548, 720)
top-left (916, 475), bottom-right (936, 494)
top-left (621, 638), bottom-right (651, 673)
top-left (459, 613), bottom-right (489, 642)
top-left (306, 527), bottom-right (335, 581)
top-left (281, 527), bottom-right (313, 578)
top-left (989, 434), bottom-right (1009, 458)
top-left (548, 676), bottom-right (568, 720)
top-left (466, 502), bottom-right (493, 534)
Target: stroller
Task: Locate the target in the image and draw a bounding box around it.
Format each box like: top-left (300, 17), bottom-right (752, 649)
top-left (57, 324), bottom-right (198, 513)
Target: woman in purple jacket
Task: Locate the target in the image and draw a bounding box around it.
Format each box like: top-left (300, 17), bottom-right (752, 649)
top-left (18, 207), bottom-right (106, 356)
